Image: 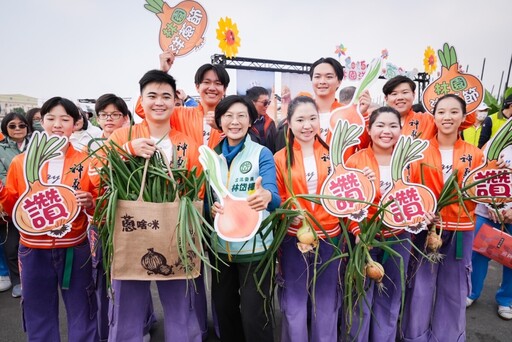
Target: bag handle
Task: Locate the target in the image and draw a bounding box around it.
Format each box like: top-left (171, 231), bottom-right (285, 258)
top-left (137, 146), bottom-right (180, 202)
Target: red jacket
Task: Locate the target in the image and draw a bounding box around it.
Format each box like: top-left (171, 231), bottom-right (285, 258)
top-left (274, 138), bottom-right (340, 238)
top-left (409, 137), bottom-right (484, 231)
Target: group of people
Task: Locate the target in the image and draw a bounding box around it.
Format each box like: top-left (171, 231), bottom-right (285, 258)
top-left (0, 49), bottom-right (511, 342)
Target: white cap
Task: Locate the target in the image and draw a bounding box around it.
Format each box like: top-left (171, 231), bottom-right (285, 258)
top-left (477, 103), bottom-right (489, 111)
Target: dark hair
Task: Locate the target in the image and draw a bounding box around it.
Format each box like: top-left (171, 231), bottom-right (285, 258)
top-left (245, 86), bottom-right (269, 102)
top-left (368, 106), bottom-right (402, 129)
top-left (309, 57), bottom-right (344, 82)
top-left (194, 64), bottom-right (230, 88)
top-left (25, 107), bottom-right (41, 133)
top-left (214, 95), bottom-right (258, 131)
top-left (1, 112), bottom-right (29, 137)
top-left (382, 75), bottom-right (416, 96)
top-left (77, 108), bottom-right (89, 130)
top-left (338, 86), bottom-right (356, 104)
top-left (40, 97), bottom-right (80, 123)
top-left (433, 94), bottom-right (467, 116)
top-left (139, 69), bottom-right (177, 96)
top-left (95, 93), bottom-right (130, 120)
top-left (285, 96), bottom-right (329, 166)
top-left (503, 94), bottom-right (512, 110)
top-left (411, 103), bottom-right (425, 113)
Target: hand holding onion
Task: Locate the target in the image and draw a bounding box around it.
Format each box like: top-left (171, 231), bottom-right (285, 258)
top-left (423, 211), bottom-right (437, 226)
top-left (131, 138), bottom-right (156, 159)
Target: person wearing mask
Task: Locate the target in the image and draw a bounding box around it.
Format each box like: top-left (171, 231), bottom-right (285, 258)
top-left (26, 107), bottom-right (43, 133)
top-left (0, 112), bottom-right (31, 297)
top-left (246, 86), bottom-right (277, 153)
top-left (461, 102), bottom-right (492, 148)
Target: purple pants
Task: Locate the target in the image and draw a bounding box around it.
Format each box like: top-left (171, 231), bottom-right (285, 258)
top-left (109, 279), bottom-right (201, 342)
top-left (278, 235), bottom-right (342, 342)
top-left (19, 240), bottom-right (99, 342)
top-left (343, 233), bottom-right (411, 342)
top-left (87, 225), bottom-right (156, 341)
top-left (401, 230), bottom-right (473, 342)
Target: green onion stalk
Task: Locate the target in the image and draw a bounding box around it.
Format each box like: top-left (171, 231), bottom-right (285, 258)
top-left (90, 140), bottom-right (218, 290)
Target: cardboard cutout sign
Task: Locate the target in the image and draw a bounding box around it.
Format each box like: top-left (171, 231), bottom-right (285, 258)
top-left (422, 43), bottom-right (484, 114)
top-left (198, 145), bottom-right (262, 242)
top-left (463, 118), bottom-right (512, 210)
top-left (329, 57), bottom-right (383, 131)
top-left (320, 120), bottom-right (376, 221)
top-left (381, 136), bottom-right (437, 234)
top-left (144, 0), bottom-right (207, 56)
top-left (13, 132), bottom-right (80, 237)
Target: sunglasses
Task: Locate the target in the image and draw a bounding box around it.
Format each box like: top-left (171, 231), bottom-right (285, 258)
top-left (7, 124), bottom-right (27, 129)
top-left (256, 100), bottom-right (271, 107)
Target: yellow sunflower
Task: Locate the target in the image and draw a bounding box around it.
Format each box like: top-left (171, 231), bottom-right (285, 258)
top-left (423, 46), bottom-right (437, 75)
top-left (216, 17), bottom-right (241, 58)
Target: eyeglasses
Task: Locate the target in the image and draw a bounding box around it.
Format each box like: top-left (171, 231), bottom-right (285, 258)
top-left (98, 111), bottom-right (123, 120)
top-left (7, 124), bottom-right (27, 130)
top-left (221, 113), bottom-right (250, 122)
top-left (256, 100), bottom-right (271, 107)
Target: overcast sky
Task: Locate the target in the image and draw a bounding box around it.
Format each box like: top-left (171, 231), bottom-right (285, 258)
top-left (1, 0), bottom-right (510, 108)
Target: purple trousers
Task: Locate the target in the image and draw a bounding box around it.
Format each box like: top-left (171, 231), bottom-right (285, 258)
top-left (19, 241), bottom-right (99, 342)
top-left (401, 230), bottom-right (473, 342)
top-left (109, 278), bottom-right (201, 342)
top-left (343, 233), bottom-right (412, 342)
top-left (87, 225), bottom-right (156, 341)
top-left (278, 235), bottom-right (342, 342)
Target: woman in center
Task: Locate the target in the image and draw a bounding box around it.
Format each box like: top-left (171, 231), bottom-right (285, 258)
top-left (209, 95), bottom-right (280, 342)
top-left (274, 96), bottom-right (341, 342)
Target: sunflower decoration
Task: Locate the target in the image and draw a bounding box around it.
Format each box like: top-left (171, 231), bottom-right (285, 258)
top-left (216, 17), bottom-right (241, 58)
top-left (423, 46), bottom-right (437, 75)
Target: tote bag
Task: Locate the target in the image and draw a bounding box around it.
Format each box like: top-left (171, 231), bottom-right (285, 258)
top-left (112, 154), bottom-right (202, 280)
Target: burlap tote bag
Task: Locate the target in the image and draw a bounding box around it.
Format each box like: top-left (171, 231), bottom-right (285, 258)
top-left (112, 153), bottom-right (201, 280)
